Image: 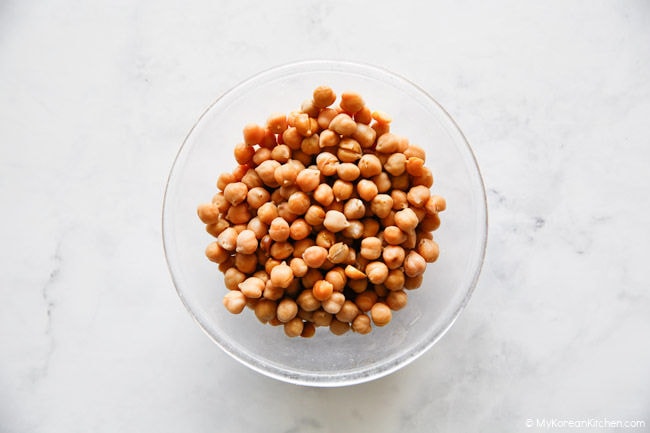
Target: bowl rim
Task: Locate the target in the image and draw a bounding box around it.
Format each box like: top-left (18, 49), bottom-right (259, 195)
top-left (162, 59), bottom-right (488, 387)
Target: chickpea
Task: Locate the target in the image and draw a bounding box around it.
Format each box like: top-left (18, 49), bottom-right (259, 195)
top-left (297, 289), bottom-right (321, 312)
top-left (342, 220), bottom-right (364, 239)
top-left (329, 318), bottom-right (350, 335)
top-left (255, 159), bottom-right (281, 187)
top-left (312, 309), bottom-right (333, 327)
top-left (322, 291), bottom-right (345, 314)
top-left (421, 213), bottom-right (441, 232)
top-left (238, 277), bottom-right (264, 298)
top-left (269, 144), bottom-right (290, 163)
top-left (417, 238), bottom-right (440, 262)
top-left (404, 274), bottom-right (424, 290)
top-left (407, 185), bottom-right (431, 208)
top-left (334, 300), bottom-right (358, 323)
top-left (284, 192), bottom-right (308, 216)
top-left (270, 241), bottom-right (294, 260)
top-left (375, 133), bottom-right (401, 153)
top-left (242, 123), bottom-right (266, 145)
top-left (344, 265), bottom-right (366, 280)
top-left (206, 218), bottom-right (229, 238)
top-left (235, 253), bottom-right (258, 274)
top-left (384, 269), bottom-right (405, 291)
top-left (327, 242), bottom-right (349, 264)
top-left (372, 172), bottom-right (392, 193)
top-left (352, 314), bottom-right (372, 334)
top-left (313, 280), bottom-right (334, 301)
top-left (246, 217), bottom-right (267, 240)
top-left (357, 154), bottom-right (381, 178)
top-left (223, 182), bottom-right (248, 206)
top-left (311, 184), bottom-right (333, 207)
top-left (267, 112), bottom-right (288, 134)
top-left (268, 217), bottom-right (290, 242)
top-left (384, 153), bottom-right (407, 176)
top-left (301, 134), bottom-right (320, 155)
top-left (217, 227), bottom-right (238, 251)
top-left (404, 251), bottom-right (427, 278)
top-left (302, 268), bottom-right (323, 290)
top-left (223, 268), bottom-right (246, 291)
top-left (284, 317), bottom-right (304, 338)
top-left (370, 302), bottom-right (392, 326)
top-left (270, 261), bottom-right (294, 288)
top-left (383, 226), bottom-right (407, 245)
top-left (317, 107), bottom-right (339, 129)
top-left (343, 198), bottom-right (366, 220)
top-left (383, 245), bottom-right (405, 269)
top-left (390, 173), bottom-right (410, 191)
top-left (425, 195), bottom-right (447, 214)
top-left (304, 205), bottom-right (326, 226)
top-left (301, 322), bottom-right (316, 338)
top-left (326, 200), bottom-right (344, 213)
top-left (336, 162), bottom-right (361, 182)
top-left (361, 218), bottom-right (381, 238)
top-left (370, 194), bottom-right (393, 218)
top-left (365, 261), bottom-right (389, 285)
top-left (356, 179), bottom-right (378, 202)
top-left (276, 298), bottom-right (299, 323)
top-left (386, 290), bottom-right (408, 311)
top-left (212, 192), bottom-right (230, 212)
top-left (358, 237), bottom-right (381, 260)
top-left (277, 202), bottom-right (298, 224)
top-left (290, 169), bottom-right (318, 193)
top-left (337, 138), bottom-right (362, 162)
top-left (404, 144), bottom-right (426, 160)
top-left (297, 308), bottom-right (314, 322)
top-left (257, 202), bottom-right (279, 225)
top-left (394, 207), bottom-right (419, 231)
top-left (405, 157), bottom-right (425, 177)
top-left (402, 228), bottom-right (417, 249)
top-left (300, 98), bottom-right (319, 117)
top-left (234, 142), bottom-right (255, 165)
top-left (412, 167), bottom-right (434, 188)
top-left (315, 230), bottom-right (337, 249)
top-left (286, 258), bottom-right (307, 279)
top-left (313, 85), bottom-right (337, 108)
top-left (292, 238), bottom-right (314, 258)
top-left (323, 210), bottom-right (350, 233)
top-left (354, 290), bottom-right (378, 312)
top-left (223, 290), bottom-right (247, 314)
top-left (325, 267), bottom-right (347, 292)
top-left (340, 91), bottom-right (364, 114)
top-left (287, 219), bottom-right (309, 241)
top-left (197, 203), bottom-right (220, 224)
top-left (205, 241), bottom-right (229, 264)
top-left (329, 113), bottom-right (357, 136)
top-left (332, 180), bottom-right (354, 201)
top-left (352, 123), bottom-right (376, 148)
top-left (254, 299), bottom-right (277, 323)
top-left (236, 229), bottom-right (258, 254)
top-left (217, 172), bottom-right (236, 191)
top-left (282, 127), bottom-right (302, 150)
top-left (315, 152), bottom-right (339, 176)
top-left (302, 246), bottom-right (328, 268)
top-left (316, 129), bottom-right (338, 149)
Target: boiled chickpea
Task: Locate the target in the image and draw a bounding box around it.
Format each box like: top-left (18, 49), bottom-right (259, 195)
top-left (284, 317), bottom-right (304, 337)
top-left (386, 290), bottom-right (408, 311)
top-left (404, 251), bottom-right (427, 278)
top-left (276, 298), bottom-right (299, 323)
top-left (236, 229), bottom-right (258, 254)
top-left (354, 290), bottom-right (378, 312)
top-left (302, 246), bottom-right (328, 268)
top-left (223, 290), bottom-right (247, 314)
top-left (321, 291), bottom-right (345, 314)
top-left (370, 302), bottom-right (392, 326)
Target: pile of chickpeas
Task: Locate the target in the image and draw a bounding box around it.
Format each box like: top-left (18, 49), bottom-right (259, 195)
top-left (197, 86), bottom-right (446, 338)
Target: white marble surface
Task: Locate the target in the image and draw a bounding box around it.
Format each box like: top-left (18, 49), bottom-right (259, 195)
top-left (1, 0), bottom-right (649, 431)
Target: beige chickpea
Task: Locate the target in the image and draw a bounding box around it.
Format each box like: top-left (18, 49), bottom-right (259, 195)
top-left (372, 172), bottom-right (392, 193)
top-left (317, 107), bottom-right (339, 129)
top-left (297, 289), bottom-right (321, 312)
top-left (406, 157), bottom-right (425, 177)
top-left (235, 253), bottom-right (258, 274)
top-left (277, 202), bottom-right (298, 224)
top-left (205, 242), bottom-right (230, 264)
top-left (386, 290), bottom-right (408, 311)
top-left (344, 265), bottom-right (366, 280)
top-left (302, 246), bottom-right (328, 268)
top-left (268, 217), bottom-right (290, 242)
top-left (300, 98), bottom-right (320, 118)
top-left (223, 182), bottom-right (248, 206)
top-left (242, 168), bottom-right (264, 190)
top-left (352, 123), bottom-right (376, 148)
top-left (294, 112), bottom-right (317, 137)
top-left (335, 300), bottom-right (360, 323)
top-left (292, 238), bottom-right (314, 259)
top-left (313, 280), bottom-right (334, 301)
top-left (359, 237), bottom-right (382, 260)
top-left (326, 200), bottom-right (344, 213)
top-left (352, 314), bottom-right (372, 334)
top-left (407, 185), bottom-right (431, 208)
top-left (315, 152), bottom-right (339, 176)
top-left (286, 191), bottom-right (309, 215)
top-left (276, 298), bottom-right (299, 323)
top-left (356, 179), bottom-right (378, 202)
top-left (383, 245), bottom-right (405, 269)
top-left (375, 133), bottom-right (401, 153)
top-left (301, 134), bottom-right (320, 155)
top-left (289, 257), bottom-right (308, 278)
top-left (263, 281), bottom-right (284, 301)
top-left (354, 290), bottom-right (378, 312)
top-left (267, 112), bottom-right (288, 134)
top-left (323, 210), bottom-right (350, 233)
top-left (357, 154), bottom-right (382, 178)
top-left (383, 226), bottom-right (407, 245)
top-left (384, 269), bottom-right (405, 291)
top-left (234, 142), bottom-right (255, 165)
top-left (394, 207), bottom-right (419, 231)
top-left (329, 113), bottom-right (357, 136)
top-left (340, 91), bottom-right (364, 114)
top-left (337, 163), bottom-right (361, 182)
top-left (343, 198), bottom-right (366, 220)
top-left (238, 277), bottom-right (265, 298)
top-left (329, 318), bottom-right (350, 335)
top-left (260, 129), bottom-right (277, 150)
top-left (312, 85), bottom-right (337, 108)
top-left (327, 242), bottom-right (350, 264)
top-left (297, 308), bottom-right (314, 322)
top-left (284, 317), bottom-right (304, 338)
top-left (425, 195), bottom-right (447, 214)
top-left (246, 187), bottom-right (270, 209)
top-left (390, 173), bottom-right (410, 191)
top-left (197, 203), bottom-right (221, 224)
top-left (257, 202), bottom-right (279, 225)
top-left (289, 219), bottom-right (310, 240)
top-left (312, 309), bottom-right (333, 327)
top-left (337, 138), bottom-right (362, 162)
top-left (361, 218), bottom-right (380, 238)
top-left (255, 159), bottom-right (281, 187)
top-left (325, 267), bottom-right (347, 292)
top-left (301, 322), bottom-right (316, 338)
top-left (246, 217), bottom-right (268, 240)
top-left (390, 190), bottom-right (408, 210)
top-left (254, 299), bottom-right (277, 323)
top-left (384, 153), bottom-right (407, 176)
top-left (311, 184), bottom-right (333, 207)
top-left (236, 229), bottom-right (258, 254)
top-left (421, 213), bottom-right (441, 232)
top-left (404, 274), bottom-right (424, 290)
top-left (293, 168), bottom-right (319, 192)
top-left (304, 205), bottom-right (326, 226)
top-left (417, 238), bottom-right (440, 262)
top-left (212, 192), bottom-right (230, 212)
top-left (354, 105), bottom-right (372, 124)
top-left (270, 144), bottom-right (291, 163)
top-left (342, 220), bottom-right (364, 239)
top-left (332, 180), bottom-right (354, 201)
top-left (242, 123), bottom-right (266, 145)
top-left (217, 227), bottom-right (238, 251)
top-left (404, 251), bottom-right (427, 278)
top-left (217, 172), bottom-right (236, 191)
top-left (270, 241), bottom-right (294, 260)
top-left (370, 302), bottom-right (392, 326)
top-left (319, 129), bottom-right (340, 148)
top-left (412, 167), bottom-right (434, 188)
top-left (370, 194), bottom-right (394, 218)
top-left (365, 261), bottom-right (389, 285)
top-left (223, 268), bottom-right (246, 291)
top-left (404, 144), bottom-right (426, 160)
top-left (223, 290), bottom-right (247, 314)
top-left (252, 147), bottom-right (272, 167)
top-left (302, 268), bottom-right (323, 290)
top-left (270, 261), bottom-right (294, 288)
top-left (322, 291), bottom-right (345, 314)
top-left (282, 127), bottom-right (302, 150)
top-left (315, 230), bottom-right (336, 249)
top-left (206, 218), bottom-right (229, 238)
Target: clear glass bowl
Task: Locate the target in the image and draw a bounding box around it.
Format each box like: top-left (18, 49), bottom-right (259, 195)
top-left (162, 60), bottom-right (487, 386)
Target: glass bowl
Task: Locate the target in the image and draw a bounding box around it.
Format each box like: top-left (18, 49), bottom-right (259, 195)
top-left (162, 60), bottom-right (487, 387)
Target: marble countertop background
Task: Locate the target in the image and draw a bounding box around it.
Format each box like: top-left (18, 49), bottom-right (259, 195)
top-left (1, 1), bottom-right (649, 432)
